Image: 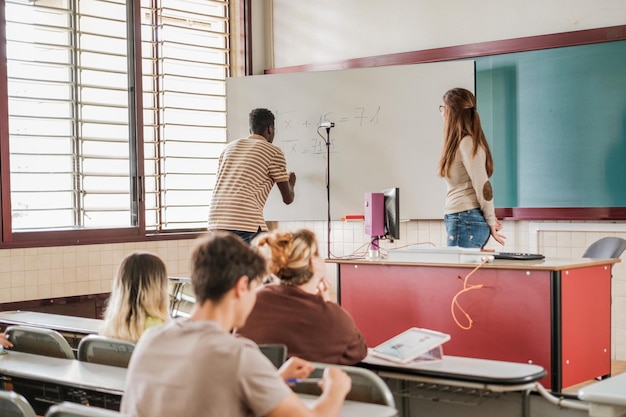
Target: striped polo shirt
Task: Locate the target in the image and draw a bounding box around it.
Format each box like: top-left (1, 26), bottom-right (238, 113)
top-left (208, 135), bottom-right (290, 232)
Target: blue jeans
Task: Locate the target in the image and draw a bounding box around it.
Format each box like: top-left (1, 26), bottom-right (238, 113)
top-left (444, 208), bottom-right (490, 249)
top-left (221, 227), bottom-right (262, 244)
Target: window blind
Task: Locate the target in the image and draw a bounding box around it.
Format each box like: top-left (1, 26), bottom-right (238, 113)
top-left (6, 0), bottom-right (133, 230)
top-left (141, 0), bottom-right (229, 231)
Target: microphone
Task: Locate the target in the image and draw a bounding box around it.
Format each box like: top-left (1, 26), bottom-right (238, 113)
top-left (319, 121), bottom-right (335, 128)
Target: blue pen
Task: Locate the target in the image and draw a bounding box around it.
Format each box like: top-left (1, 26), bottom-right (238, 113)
top-left (285, 377), bottom-right (323, 384)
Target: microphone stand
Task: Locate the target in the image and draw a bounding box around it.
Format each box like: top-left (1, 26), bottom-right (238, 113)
top-left (324, 126), bottom-right (332, 258)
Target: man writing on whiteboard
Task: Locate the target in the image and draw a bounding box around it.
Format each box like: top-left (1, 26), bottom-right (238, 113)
top-left (208, 108), bottom-right (296, 243)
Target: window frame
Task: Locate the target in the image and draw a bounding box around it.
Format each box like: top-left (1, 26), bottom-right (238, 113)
top-left (0, 0), bottom-right (144, 246)
top-left (0, 0), bottom-right (236, 248)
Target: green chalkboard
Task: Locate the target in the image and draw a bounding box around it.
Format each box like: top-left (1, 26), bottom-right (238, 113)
top-left (476, 40), bottom-right (626, 208)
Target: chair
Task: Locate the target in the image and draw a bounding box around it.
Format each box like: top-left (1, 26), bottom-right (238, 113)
top-left (259, 344), bottom-right (288, 368)
top-left (5, 325), bottom-right (75, 359)
top-left (77, 335), bottom-right (135, 368)
top-left (582, 237), bottom-right (626, 259)
top-left (290, 362), bottom-right (396, 408)
top-left (45, 401), bottom-right (121, 417)
top-left (0, 390), bottom-right (37, 417)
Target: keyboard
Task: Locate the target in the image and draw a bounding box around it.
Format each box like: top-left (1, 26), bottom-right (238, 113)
top-left (493, 252), bottom-right (545, 261)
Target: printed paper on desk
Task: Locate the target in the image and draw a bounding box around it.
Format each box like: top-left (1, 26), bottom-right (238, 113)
top-left (371, 327), bottom-right (450, 364)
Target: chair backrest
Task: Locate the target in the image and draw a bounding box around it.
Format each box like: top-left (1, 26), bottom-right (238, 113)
top-left (45, 402), bottom-right (121, 417)
top-left (0, 390), bottom-right (37, 417)
top-left (259, 343), bottom-right (288, 368)
top-left (582, 237), bottom-right (626, 259)
top-left (290, 362), bottom-right (396, 408)
top-left (5, 325), bottom-right (75, 359)
top-left (77, 335), bottom-right (135, 368)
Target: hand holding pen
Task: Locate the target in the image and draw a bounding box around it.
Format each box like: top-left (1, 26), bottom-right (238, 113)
top-left (278, 356), bottom-right (315, 384)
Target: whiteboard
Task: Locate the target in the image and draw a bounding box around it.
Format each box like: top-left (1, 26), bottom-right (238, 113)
top-left (226, 61), bottom-right (475, 221)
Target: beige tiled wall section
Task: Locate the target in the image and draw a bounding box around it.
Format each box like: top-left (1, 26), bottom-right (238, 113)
top-left (2, 219), bottom-right (626, 361)
top-left (0, 240), bottom-right (196, 305)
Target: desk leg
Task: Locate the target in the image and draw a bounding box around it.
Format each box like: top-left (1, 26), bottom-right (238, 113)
top-left (522, 390), bottom-right (531, 417)
top-left (170, 283), bottom-right (183, 317)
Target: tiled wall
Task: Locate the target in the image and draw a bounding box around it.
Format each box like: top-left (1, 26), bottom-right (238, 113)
top-left (1, 219), bottom-right (625, 360)
top-left (0, 240), bottom-right (197, 305)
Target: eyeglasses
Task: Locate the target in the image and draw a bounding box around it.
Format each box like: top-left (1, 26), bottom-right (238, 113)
top-left (439, 105), bottom-right (446, 113)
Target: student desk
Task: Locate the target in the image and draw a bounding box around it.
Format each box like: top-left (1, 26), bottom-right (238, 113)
top-left (578, 372), bottom-right (626, 417)
top-left (0, 350), bottom-right (125, 413)
top-left (299, 394), bottom-right (397, 417)
top-left (331, 257), bottom-right (618, 392)
top-left (362, 352), bottom-right (547, 388)
top-left (361, 353), bottom-right (547, 417)
top-left (0, 310), bottom-right (102, 350)
top-left (0, 351), bottom-right (397, 417)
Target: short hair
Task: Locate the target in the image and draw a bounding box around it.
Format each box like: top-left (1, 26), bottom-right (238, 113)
top-left (191, 231), bottom-right (268, 304)
top-left (100, 252), bottom-right (170, 342)
top-left (249, 108), bottom-right (275, 135)
top-left (252, 229), bottom-right (318, 286)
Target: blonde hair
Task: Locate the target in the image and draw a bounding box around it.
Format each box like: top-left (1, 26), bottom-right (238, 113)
top-left (100, 252), bottom-right (170, 342)
top-left (437, 87), bottom-right (494, 178)
top-left (252, 229), bottom-right (318, 286)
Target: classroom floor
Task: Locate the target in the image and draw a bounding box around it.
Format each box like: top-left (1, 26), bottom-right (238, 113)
top-left (562, 360), bottom-right (626, 393)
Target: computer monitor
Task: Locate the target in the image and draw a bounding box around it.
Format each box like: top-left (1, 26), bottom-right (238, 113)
top-left (364, 187), bottom-right (400, 241)
top-left (364, 187), bottom-right (400, 259)
top-left (382, 187), bottom-right (400, 242)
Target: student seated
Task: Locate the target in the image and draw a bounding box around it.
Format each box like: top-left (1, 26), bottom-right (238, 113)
top-left (237, 229), bottom-right (368, 365)
top-left (121, 232), bottom-right (351, 417)
top-left (100, 252), bottom-right (170, 343)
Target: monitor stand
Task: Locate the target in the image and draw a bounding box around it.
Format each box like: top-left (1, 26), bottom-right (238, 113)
top-left (366, 237), bottom-right (382, 260)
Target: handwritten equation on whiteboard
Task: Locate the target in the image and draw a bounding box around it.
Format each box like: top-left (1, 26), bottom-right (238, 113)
top-left (272, 106), bottom-right (382, 157)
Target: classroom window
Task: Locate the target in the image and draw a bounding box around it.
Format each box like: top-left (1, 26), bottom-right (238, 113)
top-left (6, 0), bottom-right (135, 231)
top-left (141, 0), bottom-right (229, 231)
top-left (0, 0), bottom-right (230, 243)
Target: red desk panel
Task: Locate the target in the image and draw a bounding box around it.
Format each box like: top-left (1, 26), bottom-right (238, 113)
top-left (560, 265), bottom-right (612, 388)
top-left (335, 259), bottom-right (613, 391)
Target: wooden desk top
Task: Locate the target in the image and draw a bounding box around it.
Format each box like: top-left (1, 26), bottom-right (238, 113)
top-left (328, 256), bottom-right (619, 271)
top-left (0, 310), bottom-right (102, 334)
top-left (361, 352), bottom-right (546, 387)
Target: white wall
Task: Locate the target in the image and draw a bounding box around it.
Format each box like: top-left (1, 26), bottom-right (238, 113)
top-left (267, 0), bottom-right (626, 69)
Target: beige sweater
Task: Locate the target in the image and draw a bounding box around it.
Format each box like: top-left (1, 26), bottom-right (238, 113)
top-left (443, 136), bottom-right (496, 227)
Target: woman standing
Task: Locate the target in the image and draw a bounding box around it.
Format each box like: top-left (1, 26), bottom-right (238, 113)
top-left (438, 88), bottom-right (506, 248)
